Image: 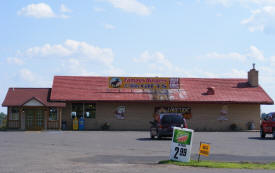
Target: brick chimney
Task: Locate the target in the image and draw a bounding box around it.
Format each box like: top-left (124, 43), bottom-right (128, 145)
top-left (248, 63), bottom-right (258, 87)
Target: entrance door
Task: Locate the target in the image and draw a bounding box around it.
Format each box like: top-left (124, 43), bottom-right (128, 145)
top-left (25, 109), bottom-right (44, 130)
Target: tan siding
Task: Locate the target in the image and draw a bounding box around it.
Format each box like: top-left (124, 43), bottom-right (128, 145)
top-left (61, 102), bottom-right (261, 131)
top-left (62, 103), bottom-right (73, 130)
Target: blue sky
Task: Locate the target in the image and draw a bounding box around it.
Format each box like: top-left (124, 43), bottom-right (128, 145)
top-left (1, 0), bottom-right (275, 113)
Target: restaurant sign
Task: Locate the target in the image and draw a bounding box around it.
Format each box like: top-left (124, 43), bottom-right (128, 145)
top-left (154, 107), bottom-right (192, 120)
top-left (109, 77), bottom-right (180, 89)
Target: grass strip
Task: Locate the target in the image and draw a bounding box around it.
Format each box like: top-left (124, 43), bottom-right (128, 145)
top-left (159, 160), bottom-right (275, 170)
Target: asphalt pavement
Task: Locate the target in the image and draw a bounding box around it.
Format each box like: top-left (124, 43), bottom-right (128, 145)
top-left (0, 131), bottom-right (274, 173)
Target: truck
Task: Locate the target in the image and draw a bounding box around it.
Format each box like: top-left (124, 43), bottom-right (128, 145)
top-left (260, 112), bottom-right (275, 138)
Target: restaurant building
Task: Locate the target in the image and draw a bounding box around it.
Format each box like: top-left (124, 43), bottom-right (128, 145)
top-left (2, 66), bottom-right (274, 131)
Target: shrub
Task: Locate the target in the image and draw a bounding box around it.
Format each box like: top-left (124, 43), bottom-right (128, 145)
top-left (101, 122), bottom-right (110, 130)
top-left (229, 124), bottom-right (237, 131)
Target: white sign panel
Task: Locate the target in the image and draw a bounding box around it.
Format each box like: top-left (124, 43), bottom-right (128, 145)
top-left (170, 127), bottom-right (194, 162)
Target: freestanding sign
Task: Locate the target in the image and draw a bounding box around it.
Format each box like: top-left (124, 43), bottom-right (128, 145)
top-left (170, 127), bottom-right (194, 162)
top-left (199, 142), bottom-right (210, 157)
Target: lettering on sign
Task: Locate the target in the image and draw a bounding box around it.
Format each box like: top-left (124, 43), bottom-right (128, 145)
top-left (170, 127), bottom-right (194, 162)
top-left (109, 77), bottom-right (180, 89)
top-left (199, 143), bottom-right (211, 157)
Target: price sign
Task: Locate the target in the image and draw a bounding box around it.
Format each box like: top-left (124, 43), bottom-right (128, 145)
top-left (170, 127), bottom-right (194, 162)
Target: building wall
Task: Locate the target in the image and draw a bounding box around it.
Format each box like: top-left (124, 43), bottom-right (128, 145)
top-left (62, 103), bottom-right (73, 130)
top-left (61, 102), bottom-right (261, 131)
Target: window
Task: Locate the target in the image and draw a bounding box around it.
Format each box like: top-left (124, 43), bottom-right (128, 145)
top-left (72, 103), bottom-right (83, 119)
top-left (10, 107), bottom-right (19, 120)
top-left (84, 103), bottom-right (96, 119)
top-left (49, 107), bottom-right (58, 121)
top-left (71, 103), bottom-right (96, 119)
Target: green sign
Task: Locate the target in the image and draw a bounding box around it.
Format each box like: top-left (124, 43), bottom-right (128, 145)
top-left (173, 129), bottom-right (192, 145)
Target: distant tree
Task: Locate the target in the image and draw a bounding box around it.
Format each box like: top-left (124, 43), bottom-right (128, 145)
top-left (0, 112), bottom-right (7, 119)
top-left (261, 113), bottom-right (267, 119)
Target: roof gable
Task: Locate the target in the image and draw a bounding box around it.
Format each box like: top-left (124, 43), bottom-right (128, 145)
top-left (2, 88), bottom-right (65, 107)
top-left (23, 97), bottom-right (45, 106)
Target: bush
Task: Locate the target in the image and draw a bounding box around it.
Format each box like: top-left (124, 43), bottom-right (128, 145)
top-left (229, 124), bottom-right (237, 131)
top-left (101, 122), bottom-right (110, 130)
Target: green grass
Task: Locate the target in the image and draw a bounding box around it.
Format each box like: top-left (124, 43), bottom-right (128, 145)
top-left (159, 160), bottom-right (275, 170)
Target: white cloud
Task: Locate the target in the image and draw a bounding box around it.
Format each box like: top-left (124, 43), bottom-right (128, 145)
top-left (15, 40), bottom-right (124, 77)
top-left (6, 57), bottom-right (24, 65)
top-left (17, 3), bottom-right (56, 18)
top-left (205, 0), bottom-right (233, 7)
top-left (205, 0), bottom-right (275, 7)
top-left (204, 1), bottom-right (275, 33)
top-left (270, 56), bottom-right (275, 65)
top-left (105, 0), bottom-right (151, 16)
top-left (18, 3), bottom-right (71, 19)
top-left (203, 45), bottom-right (264, 62)
top-left (104, 24), bottom-right (116, 30)
top-left (134, 51), bottom-right (173, 70)
top-left (205, 52), bottom-right (247, 61)
top-left (223, 69), bottom-right (247, 78)
top-left (133, 51), bottom-right (249, 78)
top-left (65, 58), bottom-right (98, 76)
top-left (25, 40), bottom-right (114, 66)
top-left (248, 45), bottom-right (265, 61)
top-left (20, 68), bottom-right (36, 82)
top-left (133, 51), bottom-right (189, 77)
top-left (18, 68), bottom-right (52, 87)
top-left (60, 4), bottom-right (71, 13)
top-left (241, 6), bottom-right (275, 32)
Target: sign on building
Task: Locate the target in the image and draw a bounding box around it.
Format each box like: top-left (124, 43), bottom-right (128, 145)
top-left (109, 77), bottom-right (180, 89)
top-left (170, 127), bottom-right (194, 162)
top-left (154, 107), bottom-right (192, 120)
top-left (114, 106), bottom-right (126, 120)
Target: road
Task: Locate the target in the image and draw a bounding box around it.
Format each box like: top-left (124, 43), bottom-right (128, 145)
top-left (0, 131), bottom-right (274, 173)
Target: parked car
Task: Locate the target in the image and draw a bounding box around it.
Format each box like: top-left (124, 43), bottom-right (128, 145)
top-left (260, 112), bottom-right (275, 138)
top-left (150, 113), bottom-right (187, 139)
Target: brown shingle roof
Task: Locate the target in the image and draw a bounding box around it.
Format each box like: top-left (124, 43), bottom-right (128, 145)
top-left (50, 76), bottom-right (274, 104)
top-left (2, 88), bottom-right (65, 107)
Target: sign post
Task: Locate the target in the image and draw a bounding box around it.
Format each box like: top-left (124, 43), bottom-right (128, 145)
top-left (170, 127), bottom-right (194, 162)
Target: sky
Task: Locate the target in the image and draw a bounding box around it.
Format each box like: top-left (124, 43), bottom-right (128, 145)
top-left (1, 0), bottom-right (275, 114)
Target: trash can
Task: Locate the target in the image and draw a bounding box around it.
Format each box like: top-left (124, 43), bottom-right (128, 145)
top-left (61, 120), bottom-right (66, 130)
top-left (79, 117), bottom-right (84, 131)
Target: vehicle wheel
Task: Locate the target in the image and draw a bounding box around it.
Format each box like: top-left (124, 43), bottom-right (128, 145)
top-left (157, 133), bottom-right (162, 140)
top-left (273, 132), bottom-right (275, 139)
top-left (150, 131), bottom-right (155, 139)
top-left (260, 128), bottom-right (266, 138)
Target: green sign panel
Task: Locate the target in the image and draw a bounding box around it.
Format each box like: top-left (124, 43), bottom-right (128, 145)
top-left (173, 129), bottom-right (192, 145)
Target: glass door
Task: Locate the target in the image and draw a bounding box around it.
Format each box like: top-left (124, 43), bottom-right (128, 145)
top-left (25, 110), bottom-right (34, 130)
top-left (35, 110), bottom-right (44, 130)
top-left (25, 109), bottom-right (44, 130)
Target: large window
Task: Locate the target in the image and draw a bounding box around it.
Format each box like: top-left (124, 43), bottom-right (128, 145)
top-left (10, 107), bottom-right (19, 120)
top-left (71, 103), bottom-right (96, 119)
top-left (84, 104), bottom-right (96, 119)
top-left (49, 107), bottom-right (58, 121)
top-left (71, 103), bottom-right (83, 119)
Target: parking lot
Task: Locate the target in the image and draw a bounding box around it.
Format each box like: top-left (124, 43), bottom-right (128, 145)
top-left (0, 131), bottom-right (275, 173)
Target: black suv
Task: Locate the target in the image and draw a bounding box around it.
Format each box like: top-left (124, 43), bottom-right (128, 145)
top-left (150, 113), bottom-right (187, 139)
